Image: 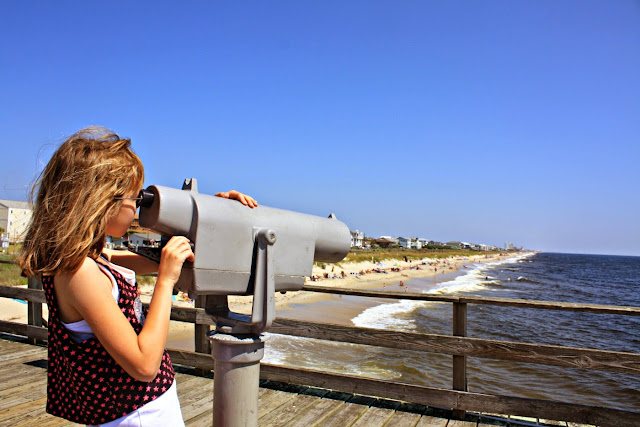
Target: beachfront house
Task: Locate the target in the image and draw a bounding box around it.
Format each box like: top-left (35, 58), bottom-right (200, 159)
top-left (128, 232), bottom-right (162, 249)
top-left (399, 237), bottom-right (422, 249)
top-left (446, 241), bottom-right (462, 249)
top-left (376, 237), bottom-right (398, 248)
top-left (418, 238), bottom-right (429, 248)
top-left (0, 199), bottom-right (32, 244)
top-left (106, 233), bottom-right (162, 250)
top-left (350, 230), bottom-right (364, 248)
top-left (105, 235), bottom-right (129, 249)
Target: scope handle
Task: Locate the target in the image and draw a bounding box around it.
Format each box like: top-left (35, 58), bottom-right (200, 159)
top-left (205, 228), bottom-right (277, 335)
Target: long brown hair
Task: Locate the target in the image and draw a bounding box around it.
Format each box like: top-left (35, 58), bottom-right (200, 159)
top-left (18, 126), bottom-right (144, 276)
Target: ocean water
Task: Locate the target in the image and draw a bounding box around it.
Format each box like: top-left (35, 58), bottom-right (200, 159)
top-left (266, 252), bottom-right (640, 411)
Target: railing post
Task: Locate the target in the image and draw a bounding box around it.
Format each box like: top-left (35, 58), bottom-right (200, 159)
top-left (452, 301), bottom-right (467, 420)
top-left (194, 295), bottom-right (211, 376)
top-left (27, 276), bottom-right (43, 345)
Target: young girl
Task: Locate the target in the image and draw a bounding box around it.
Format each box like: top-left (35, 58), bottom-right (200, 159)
top-left (18, 126), bottom-right (257, 426)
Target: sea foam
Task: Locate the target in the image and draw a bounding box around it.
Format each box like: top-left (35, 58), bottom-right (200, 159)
top-left (351, 253), bottom-right (532, 330)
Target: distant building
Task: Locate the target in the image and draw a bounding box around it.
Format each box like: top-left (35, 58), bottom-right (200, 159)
top-left (350, 230), bottom-right (364, 248)
top-left (375, 237), bottom-right (397, 248)
top-left (398, 237), bottom-right (411, 249)
top-left (128, 232), bottom-right (162, 248)
top-left (446, 241), bottom-right (461, 249)
top-left (398, 237), bottom-right (422, 249)
top-left (379, 236), bottom-right (399, 245)
top-left (0, 199), bottom-right (32, 243)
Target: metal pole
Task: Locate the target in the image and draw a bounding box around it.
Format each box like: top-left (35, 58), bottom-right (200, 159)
top-left (210, 332), bottom-right (267, 427)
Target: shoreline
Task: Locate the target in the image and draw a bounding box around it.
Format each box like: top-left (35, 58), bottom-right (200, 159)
top-left (0, 252), bottom-right (532, 351)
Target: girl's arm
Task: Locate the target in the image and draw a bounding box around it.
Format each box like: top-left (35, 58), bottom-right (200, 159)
top-left (56, 236), bottom-right (194, 382)
top-left (103, 249), bottom-right (159, 275)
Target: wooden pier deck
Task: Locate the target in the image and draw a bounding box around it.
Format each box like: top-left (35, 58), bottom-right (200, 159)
top-left (0, 334), bottom-right (580, 427)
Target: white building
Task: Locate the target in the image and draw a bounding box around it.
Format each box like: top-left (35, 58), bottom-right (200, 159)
top-left (350, 230), bottom-right (364, 248)
top-left (128, 232), bottom-right (162, 248)
top-left (0, 200), bottom-right (32, 243)
top-left (398, 237), bottom-right (422, 249)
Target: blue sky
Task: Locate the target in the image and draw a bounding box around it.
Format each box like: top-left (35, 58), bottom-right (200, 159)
top-left (1, 1), bottom-right (639, 256)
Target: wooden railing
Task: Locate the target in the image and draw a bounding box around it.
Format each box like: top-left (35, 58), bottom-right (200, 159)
top-left (1, 281), bottom-right (640, 427)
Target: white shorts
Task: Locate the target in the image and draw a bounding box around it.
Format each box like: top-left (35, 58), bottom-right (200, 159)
top-left (91, 378), bottom-right (185, 427)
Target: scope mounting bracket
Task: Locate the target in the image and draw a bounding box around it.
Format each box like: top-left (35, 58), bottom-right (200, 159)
top-left (203, 228), bottom-right (277, 334)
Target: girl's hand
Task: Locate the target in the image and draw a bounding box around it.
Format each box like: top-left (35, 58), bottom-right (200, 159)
top-left (215, 190), bottom-right (258, 208)
top-left (156, 236), bottom-right (194, 287)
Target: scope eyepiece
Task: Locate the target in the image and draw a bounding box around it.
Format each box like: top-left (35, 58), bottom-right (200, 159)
top-left (139, 189), bottom-right (155, 208)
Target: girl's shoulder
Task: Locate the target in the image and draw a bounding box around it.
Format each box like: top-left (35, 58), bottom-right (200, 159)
top-left (55, 257), bottom-right (112, 292)
top-left (53, 257), bottom-right (114, 324)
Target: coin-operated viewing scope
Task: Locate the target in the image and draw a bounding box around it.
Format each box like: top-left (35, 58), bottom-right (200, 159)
top-left (137, 178), bottom-right (351, 333)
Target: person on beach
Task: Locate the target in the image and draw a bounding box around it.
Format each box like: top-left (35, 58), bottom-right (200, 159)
top-left (17, 127), bottom-right (257, 426)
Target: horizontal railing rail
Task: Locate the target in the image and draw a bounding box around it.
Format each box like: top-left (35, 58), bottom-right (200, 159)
top-left (1, 282), bottom-right (639, 426)
top-left (302, 284), bottom-right (640, 316)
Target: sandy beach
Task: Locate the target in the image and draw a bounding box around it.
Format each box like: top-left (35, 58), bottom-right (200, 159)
top-left (0, 252), bottom-right (523, 351)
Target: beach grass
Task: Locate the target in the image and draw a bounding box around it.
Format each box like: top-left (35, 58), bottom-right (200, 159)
top-left (0, 251), bottom-right (27, 287)
top-left (342, 248), bottom-right (503, 264)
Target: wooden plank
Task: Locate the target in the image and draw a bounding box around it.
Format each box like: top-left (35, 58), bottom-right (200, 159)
top-left (185, 411), bottom-right (213, 427)
top-left (447, 420), bottom-right (477, 427)
top-left (27, 277), bottom-right (43, 345)
top-left (177, 378), bottom-right (213, 410)
top-left (158, 348), bottom-right (640, 427)
top-left (5, 399), bottom-right (50, 426)
top-left (0, 359), bottom-right (47, 383)
top-left (351, 406), bottom-right (394, 426)
top-left (258, 389), bottom-right (297, 419)
top-left (383, 410), bottom-right (423, 426)
top-left (300, 285), bottom-right (640, 316)
top-left (0, 394), bottom-right (33, 412)
top-left (168, 348), bottom-right (214, 371)
top-left (0, 374), bottom-right (46, 399)
top-left (539, 418), bottom-right (569, 426)
top-left (0, 349), bottom-right (44, 368)
top-left (415, 415), bottom-right (449, 426)
top-left (259, 394), bottom-right (318, 426)
top-left (0, 338), bottom-right (25, 354)
top-left (284, 396), bottom-right (344, 425)
top-left (0, 286), bottom-right (46, 303)
top-left (0, 320), bottom-right (47, 341)
top-left (260, 364), bottom-right (640, 427)
top-left (268, 318), bottom-right (640, 375)
top-left (0, 396), bottom-right (48, 424)
top-left (0, 346), bottom-right (46, 365)
top-left (193, 295), bottom-right (210, 377)
top-left (452, 302), bottom-right (467, 420)
top-left (175, 372), bottom-right (209, 390)
top-left (180, 389), bottom-right (214, 422)
top-left (4, 281), bottom-right (640, 317)
top-left (29, 415), bottom-right (80, 427)
top-left (315, 402), bottom-right (369, 426)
